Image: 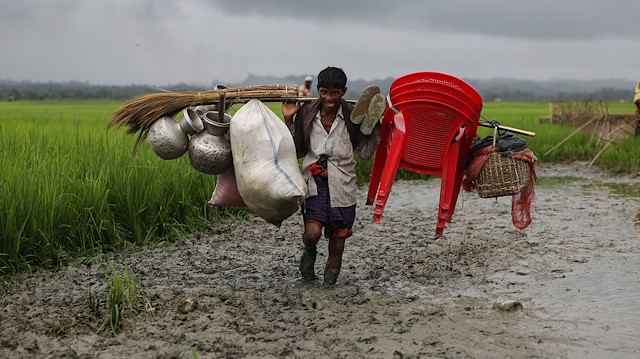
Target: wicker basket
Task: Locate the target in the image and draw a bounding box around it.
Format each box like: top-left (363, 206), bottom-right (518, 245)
top-left (475, 127), bottom-right (531, 198)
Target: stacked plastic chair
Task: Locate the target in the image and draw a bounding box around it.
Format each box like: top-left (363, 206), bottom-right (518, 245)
top-left (366, 72), bottom-right (482, 237)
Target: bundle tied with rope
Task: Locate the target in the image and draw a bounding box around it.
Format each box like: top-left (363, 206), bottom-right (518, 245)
top-left (463, 121), bottom-right (537, 230)
top-left (106, 84), bottom-right (298, 154)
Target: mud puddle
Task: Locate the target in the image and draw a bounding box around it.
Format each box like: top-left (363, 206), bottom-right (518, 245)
top-left (1, 162), bottom-right (639, 358)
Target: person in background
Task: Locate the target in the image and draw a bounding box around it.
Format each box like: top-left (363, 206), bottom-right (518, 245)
top-left (298, 76), bottom-right (313, 97)
top-left (634, 80), bottom-right (640, 137)
top-left (282, 67), bottom-right (381, 285)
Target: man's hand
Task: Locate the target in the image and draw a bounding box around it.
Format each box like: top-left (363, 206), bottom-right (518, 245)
top-left (282, 102), bottom-right (300, 126)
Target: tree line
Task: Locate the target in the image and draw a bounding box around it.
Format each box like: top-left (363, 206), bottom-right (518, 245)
top-left (0, 80), bottom-right (196, 101)
top-left (480, 87), bottom-right (633, 102)
top-left (1, 78), bottom-right (635, 102)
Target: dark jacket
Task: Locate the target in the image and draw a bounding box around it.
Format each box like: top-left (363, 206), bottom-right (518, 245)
top-left (292, 98), bottom-right (374, 159)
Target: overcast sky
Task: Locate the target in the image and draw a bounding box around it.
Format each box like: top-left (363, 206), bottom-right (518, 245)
top-left (1, 0), bottom-right (638, 86)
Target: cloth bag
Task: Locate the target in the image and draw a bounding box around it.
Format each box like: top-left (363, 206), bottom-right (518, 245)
top-left (229, 99), bottom-right (305, 226)
top-left (208, 165), bottom-right (247, 208)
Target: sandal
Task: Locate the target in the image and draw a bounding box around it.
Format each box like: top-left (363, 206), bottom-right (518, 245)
top-left (360, 93), bottom-right (386, 135)
top-left (350, 85), bottom-right (380, 124)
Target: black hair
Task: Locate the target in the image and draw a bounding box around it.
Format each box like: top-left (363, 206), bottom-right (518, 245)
top-left (317, 66), bottom-right (347, 89)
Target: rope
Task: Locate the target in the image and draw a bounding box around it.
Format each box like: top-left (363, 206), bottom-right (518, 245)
top-left (479, 116), bottom-right (504, 136)
top-left (480, 116), bottom-right (500, 128)
top-left (461, 110), bottom-right (482, 129)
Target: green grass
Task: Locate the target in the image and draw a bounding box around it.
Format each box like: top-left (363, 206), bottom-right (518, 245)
top-left (476, 101), bottom-right (639, 169)
top-left (1, 100), bottom-right (638, 282)
top-left (0, 101), bottom-right (245, 278)
top-left (99, 263), bottom-right (149, 336)
top-left (353, 101), bottom-right (640, 182)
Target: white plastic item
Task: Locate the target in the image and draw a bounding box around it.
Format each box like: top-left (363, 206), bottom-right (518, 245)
top-left (230, 99), bottom-right (305, 226)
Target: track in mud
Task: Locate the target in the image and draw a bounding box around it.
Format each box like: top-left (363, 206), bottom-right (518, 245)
top-left (1, 162), bottom-right (639, 358)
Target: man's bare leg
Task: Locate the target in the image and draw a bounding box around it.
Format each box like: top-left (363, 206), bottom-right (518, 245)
top-left (324, 237), bottom-right (345, 285)
top-left (300, 220), bottom-right (322, 280)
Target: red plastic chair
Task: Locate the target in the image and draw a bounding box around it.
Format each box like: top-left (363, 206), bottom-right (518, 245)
top-left (389, 82), bottom-right (482, 114)
top-left (367, 72), bottom-right (482, 238)
top-left (387, 90), bottom-right (480, 219)
top-left (389, 90), bottom-right (480, 125)
top-left (389, 72), bottom-right (483, 110)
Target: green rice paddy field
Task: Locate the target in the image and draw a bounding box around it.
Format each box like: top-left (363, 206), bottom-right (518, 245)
top-left (1, 100), bottom-right (638, 278)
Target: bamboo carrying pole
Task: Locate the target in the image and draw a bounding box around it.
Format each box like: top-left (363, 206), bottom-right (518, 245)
top-left (108, 84), bottom-right (537, 155)
top-left (478, 122), bottom-right (535, 137)
top-left (108, 84), bottom-right (299, 133)
top-left (107, 84), bottom-right (300, 153)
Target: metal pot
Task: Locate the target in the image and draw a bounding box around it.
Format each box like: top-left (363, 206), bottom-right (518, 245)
top-left (202, 111), bottom-right (231, 136)
top-left (192, 104), bottom-right (218, 117)
top-left (180, 108), bottom-right (205, 135)
top-left (188, 131), bottom-right (232, 175)
top-left (147, 116), bottom-right (190, 160)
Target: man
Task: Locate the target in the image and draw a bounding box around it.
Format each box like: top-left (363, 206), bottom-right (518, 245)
top-left (298, 76), bottom-right (313, 97)
top-left (282, 67), bottom-right (382, 285)
top-left (634, 80), bottom-right (640, 137)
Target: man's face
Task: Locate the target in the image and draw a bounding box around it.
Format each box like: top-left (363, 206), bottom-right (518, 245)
top-left (317, 86), bottom-right (347, 110)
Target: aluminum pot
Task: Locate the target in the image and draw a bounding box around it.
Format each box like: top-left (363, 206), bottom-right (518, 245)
top-left (147, 116), bottom-right (189, 160)
top-left (188, 131), bottom-right (232, 175)
top-left (180, 108), bottom-right (205, 135)
top-left (202, 111), bottom-right (231, 136)
top-left (192, 104), bottom-right (218, 117)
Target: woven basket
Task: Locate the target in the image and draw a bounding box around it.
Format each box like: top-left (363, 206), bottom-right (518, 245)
top-left (475, 127), bottom-right (531, 198)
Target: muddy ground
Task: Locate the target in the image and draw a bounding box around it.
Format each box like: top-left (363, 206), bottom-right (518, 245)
top-left (1, 162), bottom-right (639, 359)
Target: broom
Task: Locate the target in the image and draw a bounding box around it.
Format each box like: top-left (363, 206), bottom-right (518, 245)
top-left (107, 84), bottom-right (299, 154)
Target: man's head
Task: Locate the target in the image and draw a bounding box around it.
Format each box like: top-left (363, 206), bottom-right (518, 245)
top-left (317, 67), bottom-right (347, 91)
top-left (304, 76), bottom-right (313, 86)
top-left (316, 67), bottom-right (347, 112)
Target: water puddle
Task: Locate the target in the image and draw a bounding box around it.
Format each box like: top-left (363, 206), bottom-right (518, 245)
top-left (497, 171), bottom-right (640, 357)
top-left (367, 166), bottom-right (639, 357)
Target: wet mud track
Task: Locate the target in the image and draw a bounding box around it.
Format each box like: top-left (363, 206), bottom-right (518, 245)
top-left (1, 162), bottom-right (639, 358)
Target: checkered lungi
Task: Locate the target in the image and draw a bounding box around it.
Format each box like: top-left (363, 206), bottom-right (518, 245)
top-left (302, 156), bottom-right (356, 238)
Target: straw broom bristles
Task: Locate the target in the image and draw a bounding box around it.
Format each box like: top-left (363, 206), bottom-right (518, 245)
top-left (107, 84), bottom-right (298, 154)
top-left (108, 84), bottom-right (298, 133)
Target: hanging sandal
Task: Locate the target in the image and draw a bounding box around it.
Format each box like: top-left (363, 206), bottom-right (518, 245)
top-left (360, 93), bottom-right (386, 135)
top-left (350, 85), bottom-right (380, 124)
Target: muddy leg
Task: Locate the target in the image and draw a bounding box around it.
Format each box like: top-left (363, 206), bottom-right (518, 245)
top-left (300, 221), bottom-right (322, 280)
top-left (324, 237), bottom-right (345, 285)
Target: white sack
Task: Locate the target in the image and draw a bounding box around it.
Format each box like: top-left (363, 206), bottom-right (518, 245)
top-left (230, 99), bottom-right (305, 226)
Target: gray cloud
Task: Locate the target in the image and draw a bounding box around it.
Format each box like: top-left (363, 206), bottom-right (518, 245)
top-left (425, 1), bottom-right (639, 40)
top-left (1, 0), bottom-right (638, 85)
top-left (208, 0), bottom-right (639, 40)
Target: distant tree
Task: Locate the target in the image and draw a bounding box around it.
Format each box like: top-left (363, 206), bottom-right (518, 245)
top-left (9, 88), bottom-right (21, 100)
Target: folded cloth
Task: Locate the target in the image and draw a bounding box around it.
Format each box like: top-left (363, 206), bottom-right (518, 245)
top-left (468, 131), bottom-right (528, 159)
top-left (308, 164), bottom-right (328, 177)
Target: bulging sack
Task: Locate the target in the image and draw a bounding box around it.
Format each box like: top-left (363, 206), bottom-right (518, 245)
top-left (208, 165), bottom-right (246, 208)
top-left (230, 99), bottom-right (305, 226)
